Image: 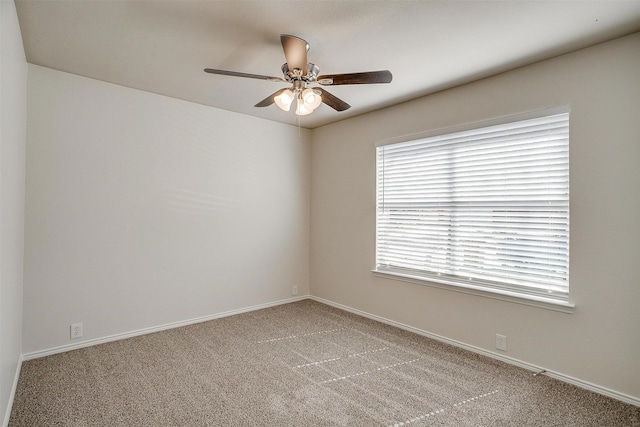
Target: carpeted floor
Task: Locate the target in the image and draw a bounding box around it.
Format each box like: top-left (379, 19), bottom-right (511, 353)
top-left (9, 300), bottom-right (640, 426)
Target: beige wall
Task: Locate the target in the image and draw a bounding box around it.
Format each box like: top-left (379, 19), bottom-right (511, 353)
top-left (23, 65), bottom-right (310, 354)
top-left (310, 33), bottom-right (640, 400)
top-left (0, 0), bottom-right (27, 425)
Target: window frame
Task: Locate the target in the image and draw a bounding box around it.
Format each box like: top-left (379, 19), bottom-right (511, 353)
top-left (373, 107), bottom-right (574, 313)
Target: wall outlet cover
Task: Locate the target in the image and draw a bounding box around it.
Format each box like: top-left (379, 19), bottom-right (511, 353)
top-left (496, 334), bottom-right (507, 351)
top-left (71, 323), bottom-right (83, 339)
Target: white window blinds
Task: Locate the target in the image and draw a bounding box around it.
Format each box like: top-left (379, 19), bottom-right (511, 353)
top-left (376, 112), bottom-right (570, 302)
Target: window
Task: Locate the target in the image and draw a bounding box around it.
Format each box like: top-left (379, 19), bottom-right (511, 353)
top-left (375, 110), bottom-right (571, 310)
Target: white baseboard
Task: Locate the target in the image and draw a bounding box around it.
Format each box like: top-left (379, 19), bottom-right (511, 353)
top-left (309, 295), bottom-right (640, 407)
top-left (22, 296), bottom-right (308, 361)
top-left (3, 354), bottom-right (23, 427)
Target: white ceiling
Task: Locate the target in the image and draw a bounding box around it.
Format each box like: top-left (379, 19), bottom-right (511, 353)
top-left (15, 1), bottom-right (640, 129)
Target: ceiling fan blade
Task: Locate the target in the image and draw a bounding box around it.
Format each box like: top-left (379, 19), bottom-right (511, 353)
top-left (317, 70), bottom-right (392, 85)
top-left (204, 68), bottom-right (284, 82)
top-left (255, 88), bottom-right (287, 107)
top-left (314, 88), bottom-right (351, 111)
top-left (280, 34), bottom-right (308, 76)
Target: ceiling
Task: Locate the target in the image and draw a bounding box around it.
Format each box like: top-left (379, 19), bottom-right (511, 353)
top-left (15, 1), bottom-right (640, 129)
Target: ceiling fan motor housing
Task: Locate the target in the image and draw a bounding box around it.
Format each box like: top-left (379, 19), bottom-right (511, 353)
top-left (282, 63), bottom-right (319, 83)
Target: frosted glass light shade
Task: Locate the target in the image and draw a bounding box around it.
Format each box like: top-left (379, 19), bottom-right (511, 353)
top-left (274, 89), bottom-right (294, 111)
top-left (302, 88), bottom-right (322, 110)
top-left (295, 97), bottom-right (313, 116)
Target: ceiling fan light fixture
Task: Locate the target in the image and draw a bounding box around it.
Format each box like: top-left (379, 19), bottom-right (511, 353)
top-left (274, 89), bottom-right (294, 111)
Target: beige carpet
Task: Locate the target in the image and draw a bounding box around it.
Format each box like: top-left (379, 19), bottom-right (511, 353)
top-left (9, 300), bottom-right (640, 426)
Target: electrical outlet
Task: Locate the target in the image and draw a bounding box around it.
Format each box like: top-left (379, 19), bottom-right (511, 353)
top-left (496, 334), bottom-right (507, 351)
top-left (292, 285), bottom-right (298, 296)
top-left (70, 323), bottom-right (83, 339)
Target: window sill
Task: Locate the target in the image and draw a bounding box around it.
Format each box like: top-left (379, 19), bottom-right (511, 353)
top-left (372, 269), bottom-right (575, 314)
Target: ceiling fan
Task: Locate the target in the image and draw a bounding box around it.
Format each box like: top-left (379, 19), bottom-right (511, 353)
top-left (204, 34), bottom-right (392, 116)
